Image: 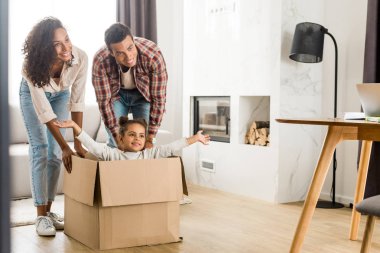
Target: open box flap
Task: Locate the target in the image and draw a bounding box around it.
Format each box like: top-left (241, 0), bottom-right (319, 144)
top-left (99, 157), bottom-right (182, 207)
top-left (64, 155), bottom-right (98, 206)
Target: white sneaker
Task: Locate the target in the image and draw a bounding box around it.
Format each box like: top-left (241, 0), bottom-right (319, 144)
top-left (35, 216), bottom-right (56, 236)
top-left (180, 195), bottom-right (192, 205)
top-left (47, 212), bottom-right (64, 230)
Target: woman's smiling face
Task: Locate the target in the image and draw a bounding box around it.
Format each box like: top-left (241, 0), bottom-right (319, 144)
top-left (52, 27), bottom-right (72, 62)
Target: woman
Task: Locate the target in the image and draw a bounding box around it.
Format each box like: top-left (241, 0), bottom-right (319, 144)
top-left (20, 17), bottom-right (88, 236)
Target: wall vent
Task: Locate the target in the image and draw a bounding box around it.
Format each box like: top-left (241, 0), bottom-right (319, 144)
top-left (200, 160), bottom-right (216, 173)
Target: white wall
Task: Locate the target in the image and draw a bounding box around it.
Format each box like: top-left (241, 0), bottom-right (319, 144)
top-left (279, 0), bottom-right (367, 204)
top-left (168, 0), bottom-right (368, 204)
top-left (156, 0), bottom-right (183, 140)
top-left (321, 0), bottom-right (367, 204)
top-left (181, 0), bottom-right (282, 202)
top-left (278, 0), bottom-right (326, 203)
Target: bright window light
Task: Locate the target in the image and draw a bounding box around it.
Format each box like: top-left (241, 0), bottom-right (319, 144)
top-left (9, 0), bottom-right (116, 105)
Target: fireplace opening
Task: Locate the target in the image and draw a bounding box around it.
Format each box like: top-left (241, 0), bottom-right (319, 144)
top-left (193, 96), bottom-right (230, 143)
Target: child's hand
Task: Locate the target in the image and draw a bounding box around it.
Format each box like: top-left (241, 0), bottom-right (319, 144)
top-left (53, 120), bottom-right (75, 128)
top-left (196, 130), bottom-right (211, 145)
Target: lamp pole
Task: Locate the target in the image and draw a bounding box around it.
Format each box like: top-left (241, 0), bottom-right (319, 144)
top-left (326, 32), bottom-right (338, 119)
top-left (322, 31), bottom-right (344, 208)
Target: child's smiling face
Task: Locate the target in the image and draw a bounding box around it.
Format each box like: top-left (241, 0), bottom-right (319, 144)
top-left (119, 123), bottom-right (146, 152)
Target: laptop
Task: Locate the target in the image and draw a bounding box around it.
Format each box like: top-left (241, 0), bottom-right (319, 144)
top-left (356, 84), bottom-right (380, 117)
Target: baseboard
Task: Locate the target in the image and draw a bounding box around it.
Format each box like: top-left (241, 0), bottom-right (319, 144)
top-left (319, 192), bottom-right (353, 206)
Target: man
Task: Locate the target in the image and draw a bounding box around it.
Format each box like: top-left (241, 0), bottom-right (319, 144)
top-left (92, 23), bottom-right (167, 148)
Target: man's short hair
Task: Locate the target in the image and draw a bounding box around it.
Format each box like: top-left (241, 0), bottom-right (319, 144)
top-left (105, 23), bottom-right (133, 50)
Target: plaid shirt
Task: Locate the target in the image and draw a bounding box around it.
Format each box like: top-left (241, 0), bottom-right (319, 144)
top-left (92, 37), bottom-right (168, 138)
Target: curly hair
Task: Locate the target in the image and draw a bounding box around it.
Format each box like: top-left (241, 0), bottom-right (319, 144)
top-left (118, 116), bottom-right (147, 137)
top-left (22, 17), bottom-right (65, 88)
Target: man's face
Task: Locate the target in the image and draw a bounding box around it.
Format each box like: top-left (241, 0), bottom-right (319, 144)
top-left (109, 35), bottom-right (138, 68)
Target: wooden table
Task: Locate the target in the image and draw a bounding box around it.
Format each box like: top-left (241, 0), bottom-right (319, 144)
top-left (276, 118), bottom-right (380, 253)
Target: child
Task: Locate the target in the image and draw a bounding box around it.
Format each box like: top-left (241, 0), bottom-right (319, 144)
top-left (54, 116), bottom-right (210, 161)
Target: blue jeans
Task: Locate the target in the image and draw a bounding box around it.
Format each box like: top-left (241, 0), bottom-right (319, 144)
top-left (106, 88), bottom-right (150, 147)
top-left (19, 79), bottom-right (70, 206)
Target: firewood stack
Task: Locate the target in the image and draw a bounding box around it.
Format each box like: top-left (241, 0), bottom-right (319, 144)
top-left (245, 121), bottom-right (270, 146)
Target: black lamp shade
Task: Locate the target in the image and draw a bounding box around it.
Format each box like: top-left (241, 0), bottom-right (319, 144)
top-left (289, 22), bottom-right (327, 63)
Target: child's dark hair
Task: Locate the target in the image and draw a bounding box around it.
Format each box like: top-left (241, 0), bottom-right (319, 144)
top-left (118, 116), bottom-right (147, 136)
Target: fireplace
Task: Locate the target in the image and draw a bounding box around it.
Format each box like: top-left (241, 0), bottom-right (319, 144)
top-left (193, 96), bottom-right (230, 143)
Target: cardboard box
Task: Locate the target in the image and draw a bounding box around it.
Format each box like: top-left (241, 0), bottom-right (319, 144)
top-left (63, 156), bottom-right (183, 250)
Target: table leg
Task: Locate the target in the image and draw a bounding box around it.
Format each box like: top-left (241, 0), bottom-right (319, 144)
top-left (290, 126), bottom-right (343, 253)
top-left (349, 140), bottom-right (372, 240)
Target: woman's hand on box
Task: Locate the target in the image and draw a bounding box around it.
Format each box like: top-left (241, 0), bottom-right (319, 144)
top-left (62, 146), bottom-right (74, 173)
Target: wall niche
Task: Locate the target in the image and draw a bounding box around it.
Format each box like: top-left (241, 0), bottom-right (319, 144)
top-left (239, 96), bottom-right (270, 146)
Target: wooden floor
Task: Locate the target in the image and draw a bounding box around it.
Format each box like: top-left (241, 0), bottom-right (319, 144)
top-left (11, 185), bottom-right (380, 253)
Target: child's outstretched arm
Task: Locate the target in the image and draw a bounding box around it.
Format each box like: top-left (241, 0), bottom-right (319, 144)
top-left (186, 130), bottom-right (211, 145)
top-left (54, 120), bottom-right (82, 137)
top-left (54, 120), bottom-right (121, 161)
top-left (149, 130), bottom-right (210, 158)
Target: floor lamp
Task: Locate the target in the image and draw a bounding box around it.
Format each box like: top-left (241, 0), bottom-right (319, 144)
top-left (289, 22), bottom-right (344, 209)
